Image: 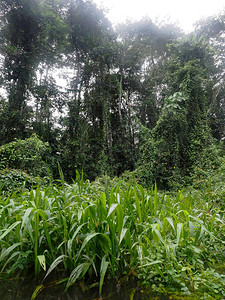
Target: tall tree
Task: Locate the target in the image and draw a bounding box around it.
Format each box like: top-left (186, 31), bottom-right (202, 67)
top-left (138, 37), bottom-right (215, 188)
top-left (117, 18), bottom-right (182, 129)
top-left (0, 0), bottom-right (42, 141)
top-left (0, 0), bottom-right (67, 144)
top-left (195, 13), bottom-right (225, 140)
top-left (61, 0), bottom-right (119, 180)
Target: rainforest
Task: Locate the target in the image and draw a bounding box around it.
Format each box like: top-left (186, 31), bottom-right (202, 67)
top-left (0, 0), bottom-right (225, 299)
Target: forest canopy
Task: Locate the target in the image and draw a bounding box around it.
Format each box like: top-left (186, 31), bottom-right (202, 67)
top-left (0, 0), bottom-right (225, 188)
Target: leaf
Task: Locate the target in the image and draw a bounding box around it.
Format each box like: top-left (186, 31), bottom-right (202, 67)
top-left (1, 251), bottom-right (21, 272)
top-left (65, 262), bottom-right (90, 291)
top-left (107, 203), bottom-right (118, 218)
top-left (119, 228), bottom-right (128, 245)
top-left (31, 284), bottom-right (45, 300)
top-left (176, 223), bottom-right (183, 245)
top-left (71, 223), bottom-right (87, 243)
top-left (116, 204), bottom-right (123, 238)
top-left (139, 260), bottom-right (162, 268)
top-left (0, 243), bottom-right (21, 262)
top-left (100, 192), bottom-right (106, 210)
top-left (191, 245), bottom-right (201, 254)
top-left (77, 232), bottom-right (100, 259)
top-left (166, 217), bottom-right (175, 231)
top-left (0, 221), bottom-right (21, 240)
top-left (44, 255), bottom-right (67, 281)
top-left (189, 220), bottom-right (195, 238)
top-left (198, 224), bottom-right (206, 241)
top-left (21, 207), bottom-right (33, 229)
top-left (42, 221), bottom-right (54, 259)
top-left (67, 223), bottom-right (87, 258)
top-left (38, 255), bottom-right (46, 271)
top-left (82, 254), bottom-right (97, 276)
top-left (151, 225), bottom-right (165, 246)
top-left (99, 256), bottom-right (109, 295)
top-left (134, 189), bottom-right (142, 221)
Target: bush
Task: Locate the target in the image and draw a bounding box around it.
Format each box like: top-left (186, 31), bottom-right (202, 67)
top-left (191, 142), bottom-right (225, 189)
top-left (0, 134), bottom-right (53, 177)
top-left (0, 168), bottom-right (46, 196)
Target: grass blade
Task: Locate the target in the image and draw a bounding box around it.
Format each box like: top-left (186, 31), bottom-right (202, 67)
top-left (0, 221), bottom-right (21, 240)
top-left (44, 255), bottom-right (68, 281)
top-left (99, 255), bottom-right (109, 295)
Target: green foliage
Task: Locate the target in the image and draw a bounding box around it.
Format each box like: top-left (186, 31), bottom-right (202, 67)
top-left (195, 13), bottom-right (225, 140)
top-left (137, 38), bottom-right (217, 189)
top-left (0, 134), bottom-right (53, 177)
top-left (1, 0), bottom-right (224, 186)
top-left (191, 142), bottom-right (225, 187)
top-left (0, 174), bottom-right (224, 298)
top-left (0, 168), bottom-right (44, 196)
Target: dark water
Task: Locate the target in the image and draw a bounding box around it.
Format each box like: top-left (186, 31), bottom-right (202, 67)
top-left (0, 277), bottom-right (170, 300)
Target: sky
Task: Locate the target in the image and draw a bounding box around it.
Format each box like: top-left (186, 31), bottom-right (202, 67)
top-left (93, 0), bottom-right (225, 32)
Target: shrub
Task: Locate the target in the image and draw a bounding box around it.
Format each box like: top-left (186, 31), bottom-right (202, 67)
top-left (0, 134), bottom-right (53, 177)
top-left (0, 168), bottom-right (45, 196)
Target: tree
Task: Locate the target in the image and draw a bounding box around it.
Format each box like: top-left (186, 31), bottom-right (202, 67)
top-left (0, 0), bottom-right (67, 144)
top-left (61, 0), bottom-right (120, 180)
top-left (0, 0), bottom-right (43, 141)
top-left (195, 13), bottom-right (225, 140)
top-left (117, 18), bottom-right (182, 130)
top-left (138, 37), bottom-right (215, 188)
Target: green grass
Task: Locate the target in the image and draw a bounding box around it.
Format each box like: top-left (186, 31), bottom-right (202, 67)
top-left (0, 174), bottom-right (224, 299)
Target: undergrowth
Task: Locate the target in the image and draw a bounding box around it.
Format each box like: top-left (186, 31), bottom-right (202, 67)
top-left (0, 171), bottom-right (224, 299)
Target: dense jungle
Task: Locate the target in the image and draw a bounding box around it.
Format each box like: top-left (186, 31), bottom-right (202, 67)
top-left (0, 0), bottom-right (225, 299)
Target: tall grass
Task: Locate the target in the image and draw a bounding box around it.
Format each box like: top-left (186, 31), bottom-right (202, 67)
top-left (0, 174), bottom-right (224, 298)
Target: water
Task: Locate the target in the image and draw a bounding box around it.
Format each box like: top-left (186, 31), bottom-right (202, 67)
top-left (0, 277), bottom-right (170, 300)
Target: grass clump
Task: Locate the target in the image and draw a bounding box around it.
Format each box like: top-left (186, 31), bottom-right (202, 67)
top-left (0, 173), bottom-right (224, 298)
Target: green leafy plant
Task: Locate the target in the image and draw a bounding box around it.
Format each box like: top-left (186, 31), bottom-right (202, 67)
top-left (0, 168), bottom-right (45, 196)
top-left (0, 134), bottom-right (53, 177)
top-left (0, 173), bottom-right (224, 298)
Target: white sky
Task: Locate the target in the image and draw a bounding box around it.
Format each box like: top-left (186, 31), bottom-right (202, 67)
top-left (93, 0), bottom-right (225, 32)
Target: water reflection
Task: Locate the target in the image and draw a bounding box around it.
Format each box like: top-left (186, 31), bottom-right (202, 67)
top-left (0, 277), bottom-right (170, 300)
